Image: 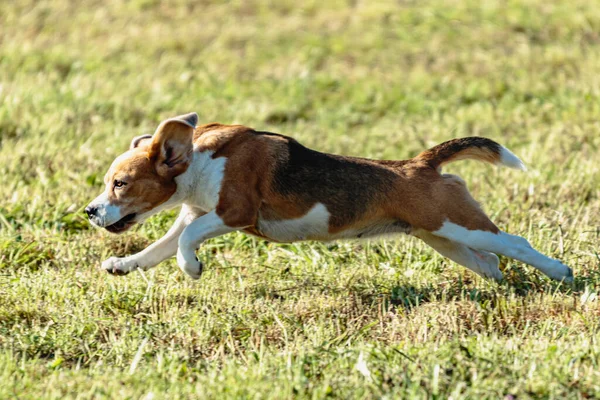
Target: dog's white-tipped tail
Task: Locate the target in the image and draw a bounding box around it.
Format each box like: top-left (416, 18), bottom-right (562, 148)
top-left (416, 137), bottom-right (528, 172)
top-left (498, 146), bottom-right (527, 171)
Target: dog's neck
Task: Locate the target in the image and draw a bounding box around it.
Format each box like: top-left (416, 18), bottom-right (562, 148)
top-left (174, 149), bottom-right (227, 212)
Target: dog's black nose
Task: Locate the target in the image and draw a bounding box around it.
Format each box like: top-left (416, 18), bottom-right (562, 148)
top-left (85, 206), bottom-right (97, 217)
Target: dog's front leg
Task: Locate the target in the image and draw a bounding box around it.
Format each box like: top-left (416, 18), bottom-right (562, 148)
top-left (102, 205), bottom-right (205, 275)
top-left (176, 210), bottom-right (241, 279)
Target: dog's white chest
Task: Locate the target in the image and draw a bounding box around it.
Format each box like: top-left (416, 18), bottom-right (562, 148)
top-left (180, 150), bottom-right (227, 212)
top-left (257, 203), bottom-right (332, 242)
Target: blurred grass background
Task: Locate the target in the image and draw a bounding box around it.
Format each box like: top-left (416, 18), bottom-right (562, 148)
top-left (1, 0), bottom-right (600, 398)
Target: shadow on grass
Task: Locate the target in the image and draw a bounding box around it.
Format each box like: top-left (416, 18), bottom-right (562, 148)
top-left (249, 265), bottom-right (585, 314)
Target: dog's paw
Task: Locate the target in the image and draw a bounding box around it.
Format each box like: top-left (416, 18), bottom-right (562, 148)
top-left (176, 248), bottom-right (203, 280)
top-left (472, 250), bottom-right (503, 282)
top-left (101, 257), bottom-right (137, 276)
top-left (546, 260), bottom-right (574, 283)
top-left (560, 265), bottom-right (574, 284)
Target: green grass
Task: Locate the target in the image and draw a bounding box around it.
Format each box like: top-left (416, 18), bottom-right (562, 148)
top-left (1, 0), bottom-right (600, 398)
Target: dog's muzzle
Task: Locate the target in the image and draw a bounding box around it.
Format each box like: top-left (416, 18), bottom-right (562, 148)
top-left (104, 213), bottom-right (137, 233)
top-left (85, 204), bottom-right (137, 234)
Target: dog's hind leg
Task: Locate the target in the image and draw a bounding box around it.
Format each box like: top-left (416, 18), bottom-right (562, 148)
top-left (414, 172), bottom-right (572, 282)
top-left (102, 204), bottom-right (204, 275)
top-left (432, 222), bottom-right (573, 282)
top-left (414, 230), bottom-right (503, 281)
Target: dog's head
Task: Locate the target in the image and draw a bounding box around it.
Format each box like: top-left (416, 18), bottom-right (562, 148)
top-left (85, 113), bottom-right (197, 233)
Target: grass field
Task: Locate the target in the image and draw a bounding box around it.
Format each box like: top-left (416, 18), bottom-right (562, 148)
top-left (1, 0), bottom-right (600, 398)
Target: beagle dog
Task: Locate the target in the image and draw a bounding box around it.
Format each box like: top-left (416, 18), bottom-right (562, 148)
top-left (86, 113), bottom-right (573, 282)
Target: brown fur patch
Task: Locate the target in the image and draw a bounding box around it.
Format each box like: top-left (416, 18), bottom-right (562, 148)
top-left (149, 119), bottom-right (194, 178)
top-left (104, 149), bottom-right (177, 218)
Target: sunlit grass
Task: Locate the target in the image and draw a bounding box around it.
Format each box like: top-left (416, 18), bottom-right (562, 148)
top-left (1, 0), bottom-right (600, 398)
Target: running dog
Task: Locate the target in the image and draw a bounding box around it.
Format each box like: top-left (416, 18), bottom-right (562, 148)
top-left (85, 113), bottom-right (573, 282)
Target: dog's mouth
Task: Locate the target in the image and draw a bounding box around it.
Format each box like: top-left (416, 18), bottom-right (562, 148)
top-left (105, 213), bottom-right (137, 234)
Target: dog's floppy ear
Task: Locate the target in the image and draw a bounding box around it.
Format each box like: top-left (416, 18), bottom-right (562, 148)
top-left (130, 134), bottom-right (153, 149)
top-left (149, 112), bottom-right (198, 178)
top-left (169, 112), bottom-right (198, 129)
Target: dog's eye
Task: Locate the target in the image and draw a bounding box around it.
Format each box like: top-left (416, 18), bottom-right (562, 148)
top-left (114, 180), bottom-right (126, 189)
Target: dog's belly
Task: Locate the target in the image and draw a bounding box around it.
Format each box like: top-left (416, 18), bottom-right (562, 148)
top-left (256, 203), bottom-right (332, 242)
top-left (253, 202), bottom-right (412, 243)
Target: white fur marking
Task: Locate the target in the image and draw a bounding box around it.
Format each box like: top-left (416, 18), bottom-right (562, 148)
top-left (102, 205), bottom-right (204, 274)
top-left (433, 221), bottom-right (572, 281)
top-left (257, 203), bottom-right (331, 242)
top-left (179, 150), bottom-right (227, 212)
top-left (498, 146), bottom-right (527, 171)
top-left (177, 210), bottom-right (238, 279)
top-left (88, 191), bottom-right (122, 227)
top-left (415, 230), bottom-right (502, 281)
